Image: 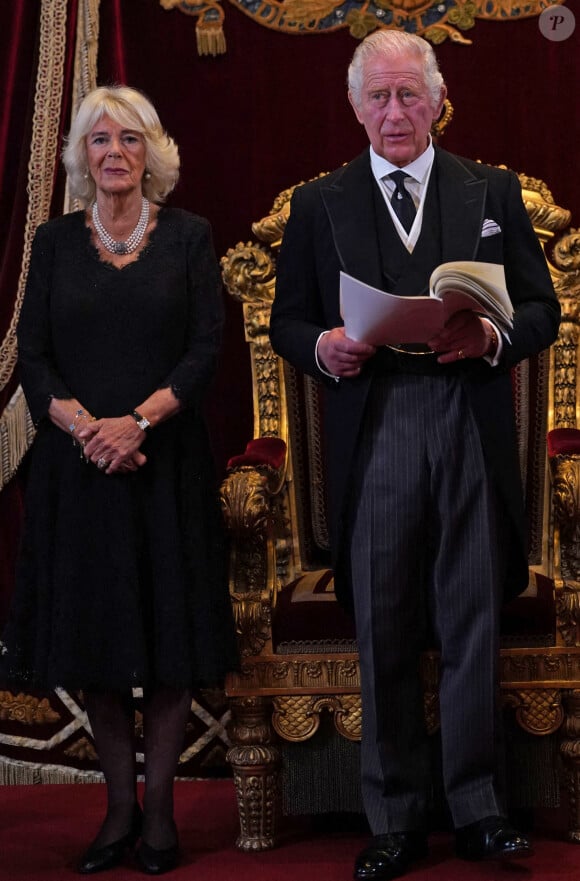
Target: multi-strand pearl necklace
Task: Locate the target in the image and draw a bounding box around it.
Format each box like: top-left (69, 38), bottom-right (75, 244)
top-left (92, 196), bottom-right (150, 256)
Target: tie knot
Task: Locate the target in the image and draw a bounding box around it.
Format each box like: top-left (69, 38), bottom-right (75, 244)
top-left (388, 170), bottom-right (409, 186)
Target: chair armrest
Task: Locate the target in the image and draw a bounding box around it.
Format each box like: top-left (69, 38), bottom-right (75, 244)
top-left (227, 437), bottom-right (287, 471)
top-left (548, 428), bottom-right (580, 458)
top-left (220, 438), bottom-right (287, 656)
top-left (547, 429), bottom-right (580, 646)
top-left (548, 429), bottom-right (580, 541)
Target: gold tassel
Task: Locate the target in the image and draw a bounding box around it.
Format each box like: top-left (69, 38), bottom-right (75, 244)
top-left (0, 387), bottom-right (35, 491)
top-left (0, 757), bottom-right (105, 784)
top-left (196, 22), bottom-right (226, 56)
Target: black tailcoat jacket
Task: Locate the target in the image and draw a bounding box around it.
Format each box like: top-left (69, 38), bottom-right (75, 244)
top-left (270, 147), bottom-right (561, 606)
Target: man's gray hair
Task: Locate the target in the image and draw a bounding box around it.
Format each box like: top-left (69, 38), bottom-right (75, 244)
top-left (348, 30), bottom-right (445, 109)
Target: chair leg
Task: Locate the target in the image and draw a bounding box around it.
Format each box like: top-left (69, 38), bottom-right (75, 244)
top-left (560, 689), bottom-right (580, 843)
top-left (227, 695), bottom-right (281, 851)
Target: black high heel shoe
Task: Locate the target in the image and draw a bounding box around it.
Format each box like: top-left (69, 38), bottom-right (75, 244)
top-left (136, 839), bottom-right (180, 875)
top-left (77, 804), bottom-right (143, 874)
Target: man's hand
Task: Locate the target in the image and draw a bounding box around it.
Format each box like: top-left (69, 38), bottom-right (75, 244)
top-left (428, 312), bottom-right (497, 364)
top-left (318, 327), bottom-right (376, 377)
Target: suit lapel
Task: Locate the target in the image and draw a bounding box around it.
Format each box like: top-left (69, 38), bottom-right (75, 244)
top-left (435, 147), bottom-right (487, 263)
top-left (320, 152), bottom-right (385, 290)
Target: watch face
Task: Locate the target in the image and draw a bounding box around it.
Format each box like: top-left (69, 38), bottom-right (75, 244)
top-left (133, 411), bottom-right (150, 430)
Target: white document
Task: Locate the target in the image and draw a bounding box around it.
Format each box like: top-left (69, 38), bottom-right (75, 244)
top-left (340, 262), bottom-right (512, 347)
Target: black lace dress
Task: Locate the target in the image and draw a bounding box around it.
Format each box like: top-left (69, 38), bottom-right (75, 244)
top-left (0, 207), bottom-right (238, 691)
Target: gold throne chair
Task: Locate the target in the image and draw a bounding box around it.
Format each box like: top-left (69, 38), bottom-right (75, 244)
top-left (220, 167), bottom-right (580, 851)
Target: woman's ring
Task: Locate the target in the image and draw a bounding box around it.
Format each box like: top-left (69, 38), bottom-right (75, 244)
top-left (97, 457), bottom-right (108, 470)
top-left (457, 349), bottom-right (464, 360)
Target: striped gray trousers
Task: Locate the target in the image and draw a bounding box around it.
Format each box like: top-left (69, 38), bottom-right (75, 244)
top-left (348, 372), bottom-right (506, 834)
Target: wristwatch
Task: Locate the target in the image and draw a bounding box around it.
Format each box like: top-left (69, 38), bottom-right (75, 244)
top-left (132, 409), bottom-right (150, 431)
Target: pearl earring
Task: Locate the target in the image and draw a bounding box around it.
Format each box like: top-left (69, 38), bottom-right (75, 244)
top-left (144, 171), bottom-right (151, 180)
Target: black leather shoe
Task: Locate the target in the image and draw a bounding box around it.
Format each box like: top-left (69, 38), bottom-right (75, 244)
top-left (136, 840), bottom-right (180, 875)
top-left (455, 815), bottom-right (533, 861)
top-left (354, 831), bottom-right (429, 880)
top-left (77, 805), bottom-right (143, 874)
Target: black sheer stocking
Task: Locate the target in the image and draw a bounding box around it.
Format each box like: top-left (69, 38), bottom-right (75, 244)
top-left (141, 686), bottom-right (192, 849)
top-left (83, 689), bottom-right (138, 847)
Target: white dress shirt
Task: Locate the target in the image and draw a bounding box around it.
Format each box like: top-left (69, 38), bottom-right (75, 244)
top-left (369, 139), bottom-right (435, 254)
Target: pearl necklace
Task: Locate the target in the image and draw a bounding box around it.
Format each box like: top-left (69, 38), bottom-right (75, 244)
top-left (92, 197), bottom-right (150, 256)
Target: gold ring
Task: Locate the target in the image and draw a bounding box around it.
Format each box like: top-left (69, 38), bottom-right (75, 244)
top-left (457, 349), bottom-right (464, 360)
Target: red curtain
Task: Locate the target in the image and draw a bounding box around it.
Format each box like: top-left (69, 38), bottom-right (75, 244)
top-left (0, 1), bottom-right (78, 624)
top-left (1, 1), bottom-right (578, 625)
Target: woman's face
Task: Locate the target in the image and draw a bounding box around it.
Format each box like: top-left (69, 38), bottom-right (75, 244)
top-left (86, 114), bottom-right (147, 198)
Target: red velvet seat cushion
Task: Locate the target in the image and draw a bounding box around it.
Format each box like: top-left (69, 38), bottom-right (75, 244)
top-left (272, 570), bottom-right (356, 653)
top-left (271, 569), bottom-right (556, 653)
top-left (500, 572), bottom-right (556, 646)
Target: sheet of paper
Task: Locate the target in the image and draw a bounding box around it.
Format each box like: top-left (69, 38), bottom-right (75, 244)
top-left (339, 270), bottom-right (512, 346)
top-left (340, 272), bottom-right (445, 345)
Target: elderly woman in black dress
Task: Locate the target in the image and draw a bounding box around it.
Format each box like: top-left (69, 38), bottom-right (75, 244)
top-left (0, 85), bottom-right (237, 875)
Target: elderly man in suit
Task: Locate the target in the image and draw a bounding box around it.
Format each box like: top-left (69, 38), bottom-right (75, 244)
top-left (270, 29), bottom-right (560, 881)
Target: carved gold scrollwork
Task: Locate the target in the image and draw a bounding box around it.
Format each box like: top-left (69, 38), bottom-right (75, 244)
top-left (254, 335), bottom-right (284, 437)
top-left (228, 761), bottom-right (281, 851)
top-left (551, 456), bottom-right (580, 541)
top-left (498, 650), bottom-right (580, 682)
top-left (272, 693), bottom-right (361, 742)
top-left (228, 696), bottom-right (277, 743)
top-left (251, 202), bottom-right (290, 247)
top-left (230, 597), bottom-right (272, 657)
top-left (556, 581), bottom-right (580, 648)
top-left (502, 688), bottom-right (564, 735)
top-left (551, 230), bottom-right (580, 434)
top-left (553, 343), bottom-right (580, 431)
top-left (227, 696), bottom-right (281, 851)
top-left (221, 469), bottom-right (276, 655)
top-left (559, 690), bottom-right (580, 842)
top-left (220, 241), bottom-right (275, 305)
top-left (553, 229), bottom-right (580, 275)
top-left (334, 694), bottom-right (362, 740)
top-left (518, 178), bottom-right (571, 244)
top-left (221, 468), bottom-right (272, 536)
top-left (551, 454), bottom-right (580, 602)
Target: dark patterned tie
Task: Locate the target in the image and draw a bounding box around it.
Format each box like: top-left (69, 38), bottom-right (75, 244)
top-left (388, 170), bottom-right (416, 234)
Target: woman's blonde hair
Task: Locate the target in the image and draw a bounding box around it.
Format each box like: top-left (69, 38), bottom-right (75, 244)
top-left (62, 85), bottom-right (180, 206)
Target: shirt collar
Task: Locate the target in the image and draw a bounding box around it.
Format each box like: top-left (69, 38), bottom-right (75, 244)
top-left (369, 137), bottom-right (435, 185)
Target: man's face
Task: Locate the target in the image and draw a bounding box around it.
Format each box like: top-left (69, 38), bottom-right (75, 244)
top-left (349, 52), bottom-right (446, 167)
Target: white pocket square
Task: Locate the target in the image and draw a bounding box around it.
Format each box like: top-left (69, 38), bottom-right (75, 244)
top-left (481, 218), bottom-right (502, 237)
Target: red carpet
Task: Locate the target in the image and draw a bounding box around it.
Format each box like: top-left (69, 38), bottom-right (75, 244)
top-left (1, 780), bottom-right (580, 880)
